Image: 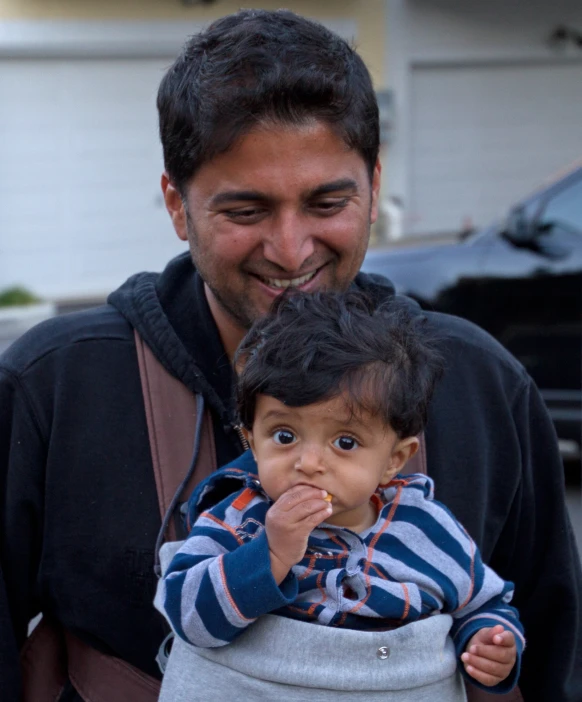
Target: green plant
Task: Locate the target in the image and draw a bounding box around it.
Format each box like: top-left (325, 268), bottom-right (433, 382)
top-left (0, 286), bottom-right (42, 307)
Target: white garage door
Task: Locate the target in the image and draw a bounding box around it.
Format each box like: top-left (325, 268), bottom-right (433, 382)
top-left (0, 57), bottom-right (187, 300)
top-left (408, 61), bottom-right (582, 236)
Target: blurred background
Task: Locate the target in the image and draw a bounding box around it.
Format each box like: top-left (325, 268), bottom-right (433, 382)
top-left (0, 0), bottom-right (580, 554)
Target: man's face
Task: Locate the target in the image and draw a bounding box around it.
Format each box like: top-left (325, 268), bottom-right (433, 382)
top-left (163, 120), bottom-right (380, 335)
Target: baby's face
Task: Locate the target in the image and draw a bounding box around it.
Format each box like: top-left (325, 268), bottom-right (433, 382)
top-left (246, 393), bottom-right (417, 533)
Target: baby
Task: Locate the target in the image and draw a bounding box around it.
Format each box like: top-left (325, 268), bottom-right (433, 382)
top-left (156, 291), bottom-right (524, 700)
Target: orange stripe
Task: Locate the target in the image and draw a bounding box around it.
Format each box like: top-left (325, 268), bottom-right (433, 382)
top-left (218, 555), bottom-right (254, 622)
top-left (202, 512), bottom-right (244, 545)
top-left (400, 582), bottom-right (410, 619)
top-left (328, 532), bottom-right (348, 566)
top-left (285, 604), bottom-right (317, 619)
top-left (231, 487), bottom-right (257, 511)
top-left (379, 477), bottom-right (408, 489)
top-left (307, 572), bottom-right (327, 615)
top-left (368, 484), bottom-right (402, 554)
top-left (348, 570), bottom-right (372, 615)
top-left (298, 553), bottom-right (318, 580)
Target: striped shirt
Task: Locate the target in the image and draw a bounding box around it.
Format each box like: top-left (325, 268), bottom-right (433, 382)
top-left (159, 452), bottom-right (524, 688)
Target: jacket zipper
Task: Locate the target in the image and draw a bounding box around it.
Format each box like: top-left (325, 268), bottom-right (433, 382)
top-left (234, 424), bottom-right (250, 450)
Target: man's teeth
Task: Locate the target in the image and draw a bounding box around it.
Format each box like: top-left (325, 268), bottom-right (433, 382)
top-left (262, 271), bottom-right (317, 289)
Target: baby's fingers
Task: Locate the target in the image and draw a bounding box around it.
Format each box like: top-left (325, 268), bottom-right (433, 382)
top-left (461, 652), bottom-right (513, 686)
top-left (462, 658), bottom-right (506, 687)
top-left (492, 630), bottom-right (515, 647)
top-left (467, 641), bottom-right (516, 665)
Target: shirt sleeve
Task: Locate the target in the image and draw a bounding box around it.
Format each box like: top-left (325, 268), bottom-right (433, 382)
top-left (421, 493), bottom-right (525, 694)
top-left (0, 367), bottom-right (46, 702)
top-left (448, 540), bottom-right (525, 694)
top-left (158, 494), bottom-right (298, 647)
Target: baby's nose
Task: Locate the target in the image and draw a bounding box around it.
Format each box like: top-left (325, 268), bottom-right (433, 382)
top-left (295, 448), bottom-right (325, 473)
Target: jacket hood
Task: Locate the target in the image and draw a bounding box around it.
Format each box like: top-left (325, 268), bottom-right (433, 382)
top-left (378, 473), bottom-right (435, 503)
top-left (108, 253), bottom-right (232, 426)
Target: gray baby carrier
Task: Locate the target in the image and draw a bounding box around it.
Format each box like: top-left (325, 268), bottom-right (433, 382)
top-left (156, 545), bottom-right (465, 701)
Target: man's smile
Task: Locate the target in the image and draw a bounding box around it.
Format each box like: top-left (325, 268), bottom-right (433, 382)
top-left (249, 264), bottom-right (328, 295)
top-left (257, 269), bottom-right (318, 289)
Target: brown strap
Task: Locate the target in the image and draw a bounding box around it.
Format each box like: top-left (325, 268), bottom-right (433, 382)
top-left (21, 332), bottom-right (218, 701)
top-left (66, 631), bottom-right (160, 702)
top-left (467, 687), bottom-right (524, 702)
top-left (21, 618), bottom-right (67, 702)
top-left (134, 329), bottom-right (216, 539)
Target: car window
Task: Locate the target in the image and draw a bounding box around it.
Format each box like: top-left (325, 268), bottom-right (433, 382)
top-left (538, 177), bottom-right (582, 236)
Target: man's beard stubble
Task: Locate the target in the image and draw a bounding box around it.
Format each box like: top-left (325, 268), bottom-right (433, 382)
top-left (185, 215), bottom-right (257, 331)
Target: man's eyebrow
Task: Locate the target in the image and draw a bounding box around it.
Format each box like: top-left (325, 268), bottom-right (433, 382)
top-left (306, 178), bottom-right (359, 198)
top-left (209, 179), bottom-right (359, 208)
top-left (210, 190), bottom-right (267, 207)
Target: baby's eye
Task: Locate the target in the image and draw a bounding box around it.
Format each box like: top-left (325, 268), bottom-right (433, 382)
top-left (333, 436), bottom-right (359, 451)
top-left (273, 430), bottom-right (296, 445)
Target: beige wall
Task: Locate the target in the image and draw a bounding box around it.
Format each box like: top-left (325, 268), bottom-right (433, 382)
top-left (0, 0), bottom-right (386, 86)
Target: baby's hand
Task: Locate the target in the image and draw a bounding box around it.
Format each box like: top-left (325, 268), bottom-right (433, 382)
top-left (461, 625), bottom-right (517, 687)
top-left (265, 485), bottom-right (332, 584)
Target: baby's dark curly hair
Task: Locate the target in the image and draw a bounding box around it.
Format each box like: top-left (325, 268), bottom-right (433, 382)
top-left (235, 290), bottom-right (444, 438)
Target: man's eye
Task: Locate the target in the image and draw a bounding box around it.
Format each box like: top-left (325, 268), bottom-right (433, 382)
top-left (224, 208), bottom-right (266, 222)
top-left (313, 198), bottom-right (348, 213)
top-left (333, 436), bottom-right (359, 451)
top-left (273, 430), bottom-right (296, 445)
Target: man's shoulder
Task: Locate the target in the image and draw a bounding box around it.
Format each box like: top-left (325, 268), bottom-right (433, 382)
top-left (425, 309), bottom-right (526, 377)
top-left (356, 272), bottom-right (527, 383)
top-left (0, 304), bottom-right (133, 376)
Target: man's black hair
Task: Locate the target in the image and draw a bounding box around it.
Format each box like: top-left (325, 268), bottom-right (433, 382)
top-left (157, 9), bottom-right (379, 193)
top-left (235, 291), bottom-right (444, 439)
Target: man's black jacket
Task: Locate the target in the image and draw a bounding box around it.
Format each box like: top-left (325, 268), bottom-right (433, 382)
top-left (0, 253), bottom-right (580, 701)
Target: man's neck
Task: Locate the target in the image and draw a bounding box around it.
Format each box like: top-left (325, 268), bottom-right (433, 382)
top-left (204, 283), bottom-right (246, 362)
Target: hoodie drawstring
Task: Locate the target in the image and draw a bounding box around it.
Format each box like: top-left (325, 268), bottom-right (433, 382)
top-left (154, 393), bottom-right (206, 578)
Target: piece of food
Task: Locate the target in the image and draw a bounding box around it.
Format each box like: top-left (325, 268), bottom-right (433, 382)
top-left (324, 493), bottom-right (333, 502)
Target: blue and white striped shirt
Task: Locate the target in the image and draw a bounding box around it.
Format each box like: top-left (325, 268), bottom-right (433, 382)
top-left (159, 452), bottom-right (524, 690)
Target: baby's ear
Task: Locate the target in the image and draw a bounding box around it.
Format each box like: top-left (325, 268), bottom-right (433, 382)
top-left (382, 436), bottom-right (419, 482)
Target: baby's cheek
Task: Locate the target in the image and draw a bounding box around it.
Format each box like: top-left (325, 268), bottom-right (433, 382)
top-left (258, 472), bottom-right (286, 503)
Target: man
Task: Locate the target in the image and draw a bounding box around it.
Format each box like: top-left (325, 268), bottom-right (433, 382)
top-left (0, 9), bottom-right (580, 702)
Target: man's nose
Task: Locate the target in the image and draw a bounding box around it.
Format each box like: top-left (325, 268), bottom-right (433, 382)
top-left (263, 211), bottom-right (315, 272)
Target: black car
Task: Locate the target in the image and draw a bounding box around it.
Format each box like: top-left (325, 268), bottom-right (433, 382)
top-left (363, 166), bottom-right (582, 465)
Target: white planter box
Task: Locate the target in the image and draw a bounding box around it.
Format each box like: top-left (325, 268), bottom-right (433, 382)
top-left (0, 302), bottom-right (56, 339)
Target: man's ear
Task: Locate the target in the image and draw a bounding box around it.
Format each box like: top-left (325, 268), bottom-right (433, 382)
top-left (380, 436), bottom-right (419, 483)
top-left (369, 158), bottom-right (382, 225)
top-left (161, 172), bottom-right (188, 242)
